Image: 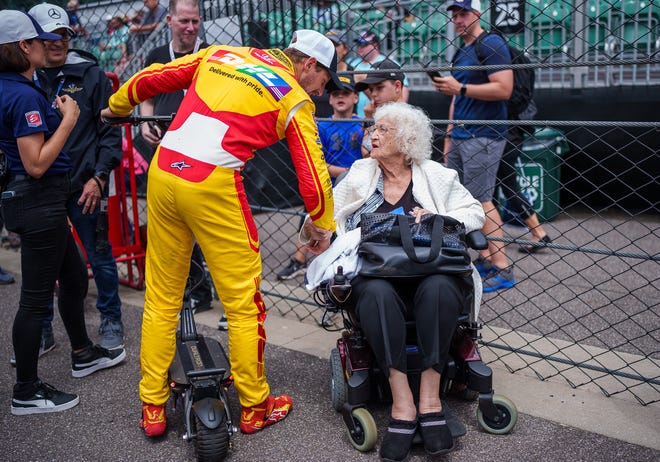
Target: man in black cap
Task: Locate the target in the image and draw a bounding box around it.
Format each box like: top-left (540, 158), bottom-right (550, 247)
top-left (355, 59), bottom-right (444, 160)
top-left (355, 59), bottom-right (405, 120)
top-left (348, 30), bottom-right (409, 117)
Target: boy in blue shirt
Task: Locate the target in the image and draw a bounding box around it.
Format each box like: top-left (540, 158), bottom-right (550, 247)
top-left (319, 76), bottom-right (363, 184)
top-left (276, 76), bottom-right (363, 282)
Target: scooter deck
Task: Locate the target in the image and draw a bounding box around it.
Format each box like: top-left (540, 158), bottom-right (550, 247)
top-left (170, 335), bottom-right (230, 385)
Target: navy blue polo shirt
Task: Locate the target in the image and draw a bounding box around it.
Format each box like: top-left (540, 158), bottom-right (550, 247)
top-left (451, 34), bottom-right (511, 140)
top-left (0, 72), bottom-right (72, 176)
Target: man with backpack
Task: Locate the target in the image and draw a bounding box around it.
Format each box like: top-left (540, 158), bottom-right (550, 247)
top-left (431, 0), bottom-right (516, 292)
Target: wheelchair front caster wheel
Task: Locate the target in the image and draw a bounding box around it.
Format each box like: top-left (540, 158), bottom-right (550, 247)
top-left (477, 394), bottom-right (518, 435)
top-left (346, 407), bottom-right (377, 452)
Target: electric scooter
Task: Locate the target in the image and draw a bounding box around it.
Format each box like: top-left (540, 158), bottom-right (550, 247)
top-left (102, 114), bottom-right (235, 461)
top-left (169, 258), bottom-right (235, 462)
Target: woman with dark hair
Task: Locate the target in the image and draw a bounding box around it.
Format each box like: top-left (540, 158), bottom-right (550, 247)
top-left (0, 10), bottom-right (125, 415)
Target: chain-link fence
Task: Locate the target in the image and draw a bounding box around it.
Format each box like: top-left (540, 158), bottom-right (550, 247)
top-left (19, 0), bottom-right (659, 405)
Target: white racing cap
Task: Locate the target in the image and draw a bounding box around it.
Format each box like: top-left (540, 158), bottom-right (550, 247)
top-left (288, 29), bottom-right (342, 92)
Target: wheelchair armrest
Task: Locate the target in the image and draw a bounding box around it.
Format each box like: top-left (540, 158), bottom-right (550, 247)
top-left (467, 230), bottom-right (488, 250)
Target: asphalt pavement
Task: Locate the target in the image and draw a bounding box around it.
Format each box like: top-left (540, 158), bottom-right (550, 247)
top-left (0, 254), bottom-right (658, 461)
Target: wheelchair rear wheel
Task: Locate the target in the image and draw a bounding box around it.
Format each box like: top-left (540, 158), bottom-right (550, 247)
top-left (347, 407), bottom-right (377, 452)
top-left (330, 348), bottom-right (347, 411)
top-left (477, 394), bottom-right (518, 435)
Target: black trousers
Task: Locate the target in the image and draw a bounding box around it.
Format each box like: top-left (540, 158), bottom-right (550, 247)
top-left (347, 274), bottom-right (470, 376)
top-left (2, 175), bottom-right (90, 385)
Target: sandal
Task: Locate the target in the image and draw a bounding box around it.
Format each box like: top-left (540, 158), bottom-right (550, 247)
top-left (380, 417), bottom-right (417, 462)
top-left (518, 234), bottom-right (551, 254)
top-left (418, 412), bottom-right (454, 456)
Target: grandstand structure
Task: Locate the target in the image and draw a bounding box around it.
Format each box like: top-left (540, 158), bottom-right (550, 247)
top-left (248, 0), bottom-right (660, 90)
top-left (71, 1), bottom-right (660, 91)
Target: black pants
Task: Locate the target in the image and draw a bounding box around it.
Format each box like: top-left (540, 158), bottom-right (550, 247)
top-left (497, 140), bottom-right (535, 220)
top-left (2, 175), bottom-right (90, 385)
top-left (347, 274), bottom-right (470, 376)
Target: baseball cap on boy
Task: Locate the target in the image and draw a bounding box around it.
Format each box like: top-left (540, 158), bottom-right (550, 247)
top-left (355, 30), bottom-right (379, 46)
top-left (335, 75), bottom-right (356, 93)
top-left (447, 0), bottom-right (482, 12)
top-left (0, 10), bottom-right (61, 45)
top-left (354, 59), bottom-right (405, 92)
top-left (28, 3), bottom-right (76, 36)
top-left (289, 29), bottom-right (342, 92)
top-left (325, 29), bottom-right (347, 45)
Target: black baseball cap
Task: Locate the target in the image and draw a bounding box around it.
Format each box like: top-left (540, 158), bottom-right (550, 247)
top-left (332, 75), bottom-right (356, 93)
top-left (354, 60), bottom-right (405, 92)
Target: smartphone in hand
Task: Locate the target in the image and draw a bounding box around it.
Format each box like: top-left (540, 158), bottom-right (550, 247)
top-left (426, 70), bottom-right (442, 79)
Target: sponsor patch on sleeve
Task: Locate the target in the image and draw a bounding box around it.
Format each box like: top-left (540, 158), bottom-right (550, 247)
top-left (25, 111), bottom-right (43, 128)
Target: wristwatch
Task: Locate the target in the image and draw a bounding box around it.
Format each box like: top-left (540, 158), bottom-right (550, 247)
top-left (460, 83), bottom-right (467, 96)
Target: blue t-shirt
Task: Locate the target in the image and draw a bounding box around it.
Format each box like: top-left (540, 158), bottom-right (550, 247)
top-left (451, 33), bottom-right (511, 140)
top-left (0, 72), bottom-right (72, 176)
top-left (318, 115), bottom-right (363, 185)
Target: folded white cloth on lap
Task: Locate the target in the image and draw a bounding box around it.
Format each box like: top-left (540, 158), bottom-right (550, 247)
top-left (305, 228), bottom-right (362, 291)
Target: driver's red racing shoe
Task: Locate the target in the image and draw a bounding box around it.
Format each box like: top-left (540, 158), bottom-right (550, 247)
top-left (240, 394), bottom-right (293, 434)
top-left (141, 402), bottom-right (166, 437)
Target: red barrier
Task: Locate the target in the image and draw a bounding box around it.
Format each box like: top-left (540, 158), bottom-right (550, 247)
top-left (106, 72), bottom-right (145, 289)
top-left (73, 72), bottom-right (145, 289)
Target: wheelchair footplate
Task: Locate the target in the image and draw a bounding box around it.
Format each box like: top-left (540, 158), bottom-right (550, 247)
top-left (170, 335), bottom-right (230, 385)
top-left (442, 401), bottom-right (467, 438)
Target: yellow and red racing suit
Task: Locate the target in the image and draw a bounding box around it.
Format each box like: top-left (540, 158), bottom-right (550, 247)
top-left (108, 45), bottom-right (335, 407)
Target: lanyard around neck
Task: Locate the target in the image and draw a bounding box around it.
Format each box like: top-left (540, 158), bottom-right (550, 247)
top-left (169, 37), bottom-right (202, 62)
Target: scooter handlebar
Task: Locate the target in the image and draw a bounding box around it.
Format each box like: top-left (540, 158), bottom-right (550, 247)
top-left (101, 114), bottom-right (175, 126)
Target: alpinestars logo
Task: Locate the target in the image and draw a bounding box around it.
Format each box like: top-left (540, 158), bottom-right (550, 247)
top-left (170, 161), bottom-right (191, 171)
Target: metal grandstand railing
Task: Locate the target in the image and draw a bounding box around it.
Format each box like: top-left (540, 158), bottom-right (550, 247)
top-left (70, 0), bottom-right (659, 406)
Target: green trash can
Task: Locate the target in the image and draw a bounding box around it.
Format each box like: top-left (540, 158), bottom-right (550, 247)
top-left (498, 127), bottom-right (570, 223)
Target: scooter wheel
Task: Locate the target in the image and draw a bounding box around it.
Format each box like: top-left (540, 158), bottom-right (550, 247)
top-left (195, 414), bottom-right (229, 461)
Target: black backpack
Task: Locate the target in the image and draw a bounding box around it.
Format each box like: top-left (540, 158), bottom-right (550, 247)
top-left (452, 30), bottom-right (536, 120)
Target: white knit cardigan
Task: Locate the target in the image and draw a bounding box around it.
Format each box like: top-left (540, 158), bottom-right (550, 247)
top-left (332, 158), bottom-right (486, 235)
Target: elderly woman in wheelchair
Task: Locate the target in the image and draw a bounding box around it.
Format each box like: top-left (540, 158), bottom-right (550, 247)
top-left (303, 102), bottom-right (491, 461)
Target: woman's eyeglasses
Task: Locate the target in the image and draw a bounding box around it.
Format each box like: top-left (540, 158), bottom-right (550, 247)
top-left (367, 124), bottom-right (392, 136)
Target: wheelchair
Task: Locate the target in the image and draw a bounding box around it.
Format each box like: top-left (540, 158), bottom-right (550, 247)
top-left (313, 231), bottom-right (518, 452)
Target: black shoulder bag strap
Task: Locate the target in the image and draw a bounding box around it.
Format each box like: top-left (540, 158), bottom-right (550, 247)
top-left (397, 214), bottom-right (444, 263)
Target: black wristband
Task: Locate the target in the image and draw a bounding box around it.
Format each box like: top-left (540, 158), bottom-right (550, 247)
top-left (460, 83), bottom-right (467, 96)
top-left (92, 176), bottom-right (104, 192)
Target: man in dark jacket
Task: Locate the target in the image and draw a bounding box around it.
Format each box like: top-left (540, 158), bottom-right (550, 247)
top-left (29, 4), bottom-right (124, 350)
top-left (139, 0), bottom-right (216, 318)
